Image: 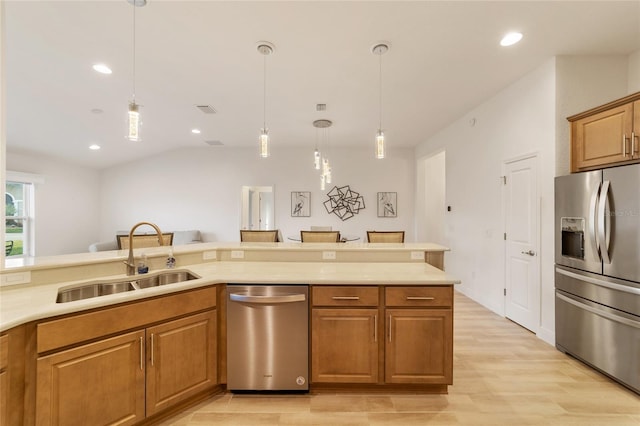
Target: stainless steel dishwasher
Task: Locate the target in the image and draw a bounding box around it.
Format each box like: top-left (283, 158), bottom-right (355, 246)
top-left (227, 284), bottom-right (309, 391)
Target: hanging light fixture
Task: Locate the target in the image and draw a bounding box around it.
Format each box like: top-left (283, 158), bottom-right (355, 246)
top-left (313, 119), bottom-right (333, 189)
top-left (126, 0), bottom-right (146, 141)
top-left (257, 41), bottom-right (275, 158)
top-left (372, 42), bottom-right (389, 159)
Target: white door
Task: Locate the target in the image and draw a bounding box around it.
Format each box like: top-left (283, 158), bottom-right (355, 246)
top-left (504, 155), bottom-right (540, 332)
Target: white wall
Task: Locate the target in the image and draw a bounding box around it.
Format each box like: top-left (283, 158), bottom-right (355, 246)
top-left (628, 49), bottom-right (640, 93)
top-left (416, 59), bottom-right (557, 343)
top-left (6, 150), bottom-right (101, 255)
top-left (415, 150), bottom-right (445, 244)
top-left (98, 146), bottom-right (415, 243)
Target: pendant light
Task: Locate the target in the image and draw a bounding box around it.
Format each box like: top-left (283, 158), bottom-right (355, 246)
top-left (313, 119), bottom-right (333, 189)
top-left (257, 42), bottom-right (275, 158)
top-left (372, 42), bottom-right (389, 159)
top-left (126, 0), bottom-right (146, 141)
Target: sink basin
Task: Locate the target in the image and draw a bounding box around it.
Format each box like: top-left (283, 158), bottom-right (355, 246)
top-left (56, 270), bottom-right (200, 303)
top-left (56, 281), bottom-right (135, 303)
top-left (135, 270), bottom-right (199, 289)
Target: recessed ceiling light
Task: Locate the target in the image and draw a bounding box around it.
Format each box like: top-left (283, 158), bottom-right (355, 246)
top-left (500, 32), bottom-right (523, 47)
top-left (89, 144), bottom-right (101, 150)
top-left (92, 64), bottom-right (112, 74)
top-left (191, 129), bottom-right (201, 134)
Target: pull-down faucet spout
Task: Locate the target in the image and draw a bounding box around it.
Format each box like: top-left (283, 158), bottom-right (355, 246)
top-left (124, 221), bottom-right (165, 276)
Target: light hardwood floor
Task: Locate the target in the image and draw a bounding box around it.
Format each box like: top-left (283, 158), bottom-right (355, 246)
top-left (159, 291), bottom-right (640, 425)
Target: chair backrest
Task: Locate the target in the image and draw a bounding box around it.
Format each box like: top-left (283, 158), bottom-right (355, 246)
top-left (310, 226), bottom-right (332, 231)
top-left (117, 233), bottom-right (174, 249)
top-left (366, 231), bottom-right (405, 243)
top-left (5, 240), bottom-right (14, 256)
top-left (240, 229), bottom-right (279, 242)
top-left (300, 230), bottom-right (341, 243)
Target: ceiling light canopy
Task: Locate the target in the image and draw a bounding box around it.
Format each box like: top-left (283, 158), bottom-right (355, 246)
top-left (92, 64), bottom-right (112, 74)
top-left (500, 32), bottom-right (523, 47)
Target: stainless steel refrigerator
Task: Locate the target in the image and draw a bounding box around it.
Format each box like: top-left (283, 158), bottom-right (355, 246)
top-left (555, 163), bottom-right (640, 394)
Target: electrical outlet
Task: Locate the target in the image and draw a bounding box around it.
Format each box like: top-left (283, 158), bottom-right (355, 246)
top-left (231, 250), bottom-right (245, 259)
top-left (202, 251), bottom-right (217, 260)
top-left (322, 251), bottom-right (336, 260)
top-left (411, 251), bottom-right (424, 260)
top-left (1, 271), bottom-right (31, 286)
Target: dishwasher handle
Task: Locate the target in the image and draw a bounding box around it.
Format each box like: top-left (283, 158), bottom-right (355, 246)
top-left (229, 292), bottom-right (306, 304)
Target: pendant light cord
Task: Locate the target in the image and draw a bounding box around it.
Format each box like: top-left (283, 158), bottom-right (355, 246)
top-left (263, 53), bottom-right (267, 130)
top-left (378, 48), bottom-right (382, 130)
top-left (132, 4), bottom-right (136, 103)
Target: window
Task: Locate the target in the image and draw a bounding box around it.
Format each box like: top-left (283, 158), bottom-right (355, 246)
top-left (5, 176), bottom-right (36, 257)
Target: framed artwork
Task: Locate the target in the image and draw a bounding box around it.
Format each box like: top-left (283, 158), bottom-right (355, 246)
top-left (377, 192), bottom-right (397, 217)
top-left (324, 185), bottom-right (365, 221)
top-left (291, 191), bottom-right (311, 217)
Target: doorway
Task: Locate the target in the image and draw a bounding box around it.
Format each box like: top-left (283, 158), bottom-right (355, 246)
top-left (503, 154), bottom-right (540, 333)
top-left (417, 151), bottom-right (446, 244)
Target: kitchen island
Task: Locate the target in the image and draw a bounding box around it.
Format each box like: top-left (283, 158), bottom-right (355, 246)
top-left (0, 242), bottom-right (459, 426)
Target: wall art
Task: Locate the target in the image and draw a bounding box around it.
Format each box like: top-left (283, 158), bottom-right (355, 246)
top-left (291, 191), bottom-right (311, 217)
top-left (377, 192), bottom-right (397, 217)
top-left (323, 185), bottom-right (365, 221)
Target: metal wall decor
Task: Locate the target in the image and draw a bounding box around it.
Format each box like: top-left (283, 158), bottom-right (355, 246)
top-left (291, 191), bottom-right (311, 217)
top-left (377, 192), bottom-right (397, 217)
top-left (323, 185), bottom-right (365, 221)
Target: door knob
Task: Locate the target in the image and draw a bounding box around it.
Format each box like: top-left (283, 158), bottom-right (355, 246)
top-left (521, 250), bottom-right (535, 256)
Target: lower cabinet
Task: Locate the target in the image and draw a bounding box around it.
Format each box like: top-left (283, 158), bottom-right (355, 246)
top-left (311, 285), bottom-right (453, 388)
top-left (311, 308), bottom-right (378, 383)
top-left (1, 334), bottom-right (9, 426)
top-left (146, 310), bottom-right (217, 415)
top-left (36, 330), bottom-right (146, 426)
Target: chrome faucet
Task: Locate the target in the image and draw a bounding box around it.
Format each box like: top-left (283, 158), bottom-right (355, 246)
top-left (124, 221), bottom-right (165, 275)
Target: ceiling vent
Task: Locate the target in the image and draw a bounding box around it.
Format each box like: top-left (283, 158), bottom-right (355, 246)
top-left (316, 103), bottom-right (326, 111)
top-left (204, 140), bottom-right (224, 146)
top-left (196, 105), bottom-right (217, 114)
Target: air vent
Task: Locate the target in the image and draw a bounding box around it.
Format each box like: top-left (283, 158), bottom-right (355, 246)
top-left (316, 103), bottom-right (326, 111)
top-left (205, 140), bottom-right (224, 146)
top-left (196, 105), bottom-right (217, 114)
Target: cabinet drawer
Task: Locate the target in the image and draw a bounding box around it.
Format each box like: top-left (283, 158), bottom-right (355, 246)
top-left (385, 286), bottom-right (452, 307)
top-left (312, 286), bottom-right (379, 307)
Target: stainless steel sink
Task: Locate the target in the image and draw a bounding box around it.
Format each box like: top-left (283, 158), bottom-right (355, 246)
top-left (135, 270), bottom-right (199, 289)
top-left (56, 270), bottom-right (200, 303)
top-left (56, 281), bottom-right (135, 303)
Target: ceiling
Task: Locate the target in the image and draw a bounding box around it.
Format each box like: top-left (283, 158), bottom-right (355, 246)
top-left (4, 1), bottom-right (640, 170)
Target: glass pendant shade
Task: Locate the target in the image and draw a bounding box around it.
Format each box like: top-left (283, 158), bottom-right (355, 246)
top-left (259, 128), bottom-right (270, 158)
top-left (314, 149), bottom-right (321, 170)
top-left (320, 174), bottom-right (326, 191)
top-left (127, 102), bottom-right (141, 141)
top-left (375, 129), bottom-right (385, 159)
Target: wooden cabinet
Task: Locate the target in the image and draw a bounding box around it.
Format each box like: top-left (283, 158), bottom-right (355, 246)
top-left (569, 92), bottom-right (640, 172)
top-left (0, 334), bottom-right (8, 426)
top-left (146, 310), bottom-right (217, 415)
top-left (310, 285), bottom-right (453, 389)
top-left (311, 286), bottom-right (379, 384)
top-left (36, 330), bottom-right (146, 426)
top-left (35, 286), bottom-right (218, 425)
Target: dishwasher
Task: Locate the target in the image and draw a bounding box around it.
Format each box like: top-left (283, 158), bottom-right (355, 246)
top-left (226, 284), bottom-right (309, 391)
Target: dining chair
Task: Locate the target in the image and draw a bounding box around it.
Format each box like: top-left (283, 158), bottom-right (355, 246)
top-left (300, 230), bottom-right (341, 243)
top-left (117, 233), bottom-right (174, 249)
top-left (240, 229), bottom-right (279, 242)
top-left (310, 226), bottom-right (332, 231)
top-left (366, 231), bottom-right (405, 243)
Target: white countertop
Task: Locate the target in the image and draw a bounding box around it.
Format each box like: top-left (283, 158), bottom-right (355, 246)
top-left (0, 260), bottom-right (459, 332)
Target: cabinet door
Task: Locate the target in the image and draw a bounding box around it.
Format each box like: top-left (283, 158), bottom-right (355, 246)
top-left (385, 309), bottom-right (452, 384)
top-left (311, 308), bottom-right (379, 383)
top-left (573, 103), bottom-right (634, 171)
top-left (146, 310), bottom-right (217, 415)
top-left (36, 330), bottom-right (145, 426)
top-left (0, 334), bottom-right (7, 426)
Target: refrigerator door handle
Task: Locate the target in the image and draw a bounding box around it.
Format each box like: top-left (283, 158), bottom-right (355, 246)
top-left (557, 293), bottom-right (640, 329)
top-left (589, 181), bottom-right (601, 261)
top-left (556, 267), bottom-right (640, 296)
top-left (597, 180), bottom-right (611, 264)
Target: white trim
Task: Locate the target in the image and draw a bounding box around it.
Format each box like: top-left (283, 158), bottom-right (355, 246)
top-left (6, 171), bottom-right (45, 184)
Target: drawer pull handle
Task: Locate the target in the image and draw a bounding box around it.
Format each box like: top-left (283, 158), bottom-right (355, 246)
top-left (332, 296), bottom-right (360, 300)
top-left (406, 296), bottom-right (435, 301)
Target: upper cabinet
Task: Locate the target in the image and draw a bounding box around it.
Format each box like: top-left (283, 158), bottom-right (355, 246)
top-left (569, 92), bottom-right (640, 172)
